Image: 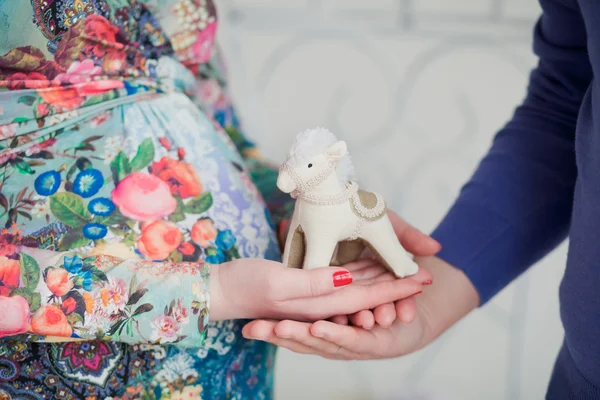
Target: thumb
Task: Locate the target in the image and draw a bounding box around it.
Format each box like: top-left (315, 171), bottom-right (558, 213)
top-left (273, 266), bottom-right (353, 300)
top-left (388, 210), bottom-right (441, 256)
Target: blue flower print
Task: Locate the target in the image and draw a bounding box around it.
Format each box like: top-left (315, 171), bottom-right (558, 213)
top-left (80, 270), bottom-right (93, 292)
top-left (88, 198), bottom-right (115, 216)
top-left (216, 230), bottom-right (236, 250)
top-left (63, 255), bottom-right (92, 291)
top-left (83, 223), bottom-right (108, 240)
top-left (214, 110), bottom-right (226, 127)
top-left (205, 247), bottom-right (226, 264)
top-left (72, 169), bottom-right (104, 198)
top-left (63, 255), bottom-right (83, 274)
top-left (34, 171), bottom-right (61, 196)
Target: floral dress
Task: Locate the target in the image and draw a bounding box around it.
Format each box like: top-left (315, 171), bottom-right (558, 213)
top-left (0, 1), bottom-right (293, 399)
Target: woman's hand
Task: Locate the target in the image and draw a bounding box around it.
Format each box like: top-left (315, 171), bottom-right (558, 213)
top-left (208, 259), bottom-right (423, 322)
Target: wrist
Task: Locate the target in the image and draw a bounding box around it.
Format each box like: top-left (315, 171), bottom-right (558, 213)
top-left (413, 256), bottom-right (479, 344)
top-left (208, 264), bottom-right (227, 321)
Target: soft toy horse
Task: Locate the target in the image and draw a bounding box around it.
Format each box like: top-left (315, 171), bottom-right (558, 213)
top-left (277, 127), bottom-right (419, 278)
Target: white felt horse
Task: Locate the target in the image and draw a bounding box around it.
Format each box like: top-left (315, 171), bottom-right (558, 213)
top-left (277, 127), bottom-right (419, 278)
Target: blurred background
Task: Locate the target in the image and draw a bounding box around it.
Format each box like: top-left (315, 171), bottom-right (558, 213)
top-left (216, 1), bottom-right (566, 399)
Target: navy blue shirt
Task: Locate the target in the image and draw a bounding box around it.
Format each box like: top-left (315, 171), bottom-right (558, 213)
top-left (431, 0), bottom-right (600, 397)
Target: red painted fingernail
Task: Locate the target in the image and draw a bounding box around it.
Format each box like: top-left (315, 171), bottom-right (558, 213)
top-left (423, 280), bottom-right (432, 285)
top-left (333, 271), bottom-right (353, 287)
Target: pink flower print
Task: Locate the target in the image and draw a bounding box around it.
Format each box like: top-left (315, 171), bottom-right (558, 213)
top-left (150, 314), bottom-right (181, 343)
top-left (197, 79), bottom-right (225, 107)
top-left (0, 124), bottom-right (16, 140)
top-left (54, 60), bottom-right (102, 85)
top-left (111, 172), bottom-right (177, 221)
top-left (172, 299), bottom-right (190, 324)
top-left (192, 20), bottom-right (217, 64)
top-left (99, 277), bottom-right (128, 315)
top-left (0, 295), bottom-right (30, 336)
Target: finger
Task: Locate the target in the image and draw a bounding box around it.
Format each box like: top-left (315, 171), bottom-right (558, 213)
top-left (395, 297), bottom-right (417, 323)
top-left (274, 266), bottom-right (353, 300)
top-left (243, 320), bottom-right (358, 360)
top-left (339, 258), bottom-right (377, 272)
top-left (388, 210), bottom-right (441, 256)
top-left (348, 310), bottom-right (375, 329)
top-left (373, 303), bottom-right (396, 327)
top-left (243, 320), bottom-right (337, 357)
top-left (275, 320), bottom-right (344, 354)
top-left (347, 263), bottom-right (389, 281)
top-left (352, 271), bottom-right (396, 286)
top-left (273, 320), bottom-right (363, 360)
top-left (310, 320), bottom-right (377, 355)
top-left (330, 315), bottom-right (349, 325)
top-left (408, 267), bottom-right (433, 286)
top-left (242, 319), bottom-right (279, 341)
top-left (296, 278), bottom-right (422, 318)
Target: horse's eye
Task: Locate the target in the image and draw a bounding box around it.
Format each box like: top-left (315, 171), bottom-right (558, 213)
top-left (308, 163), bottom-right (313, 168)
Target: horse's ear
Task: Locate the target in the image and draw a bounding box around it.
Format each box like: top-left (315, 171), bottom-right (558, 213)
top-left (326, 141), bottom-right (347, 161)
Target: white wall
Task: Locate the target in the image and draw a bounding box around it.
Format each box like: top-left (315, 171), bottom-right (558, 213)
top-left (216, 1), bottom-right (568, 399)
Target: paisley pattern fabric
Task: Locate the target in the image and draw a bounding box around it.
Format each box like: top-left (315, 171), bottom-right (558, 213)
top-left (0, 1), bottom-right (292, 398)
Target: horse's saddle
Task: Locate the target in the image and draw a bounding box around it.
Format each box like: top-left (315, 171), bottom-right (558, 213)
top-left (349, 189), bottom-right (386, 221)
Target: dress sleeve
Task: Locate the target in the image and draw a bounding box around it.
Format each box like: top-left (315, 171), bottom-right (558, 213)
top-left (0, 246), bottom-right (210, 348)
top-left (431, 0), bottom-right (592, 304)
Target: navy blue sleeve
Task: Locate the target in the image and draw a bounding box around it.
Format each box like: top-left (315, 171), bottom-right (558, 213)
top-left (430, 0), bottom-right (593, 304)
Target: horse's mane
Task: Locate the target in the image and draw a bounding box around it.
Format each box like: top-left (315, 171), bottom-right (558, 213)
top-left (287, 127), bottom-right (356, 183)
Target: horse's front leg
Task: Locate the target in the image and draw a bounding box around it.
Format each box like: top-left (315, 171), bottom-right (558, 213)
top-left (303, 232), bottom-right (338, 270)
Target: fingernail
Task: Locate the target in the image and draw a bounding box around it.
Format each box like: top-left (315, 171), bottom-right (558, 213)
top-left (423, 280), bottom-right (432, 285)
top-left (416, 290), bottom-right (423, 295)
top-left (312, 331), bottom-right (324, 338)
top-left (277, 334), bottom-right (291, 339)
top-left (333, 271), bottom-right (353, 287)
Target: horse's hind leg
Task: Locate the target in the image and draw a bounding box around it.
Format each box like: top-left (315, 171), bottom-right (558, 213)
top-left (330, 240), bottom-right (365, 266)
top-left (360, 217), bottom-right (418, 278)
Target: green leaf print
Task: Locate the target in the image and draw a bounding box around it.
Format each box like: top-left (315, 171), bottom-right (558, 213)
top-left (58, 228), bottom-right (91, 251)
top-left (168, 198), bottom-right (186, 222)
top-left (19, 253), bottom-right (40, 292)
top-left (12, 117), bottom-right (29, 124)
top-left (15, 160), bottom-right (34, 175)
top-left (130, 138), bottom-right (155, 171)
top-left (11, 288), bottom-right (41, 313)
top-left (183, 192), bottom-right (213, 214)
top-left (50, 192), bottom-right (91, 228)
top-left (96, 209), bottom-right (127, 226)
top-left (110, 152), bottom-right (132, 183)
top-left (17, 95), bottom-right (36, 106)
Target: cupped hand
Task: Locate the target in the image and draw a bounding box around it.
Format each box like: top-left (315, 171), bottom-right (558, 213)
top-left (240, 303), bottom-right (429, 360)
top-left (328, 209), bottom-right (440, 328)
top-left (330, 259), bottom-right (433, 329)
top-left (208, 258), bottom-right (423, 322)
top-left (241, 255), bottom-right (480, 361)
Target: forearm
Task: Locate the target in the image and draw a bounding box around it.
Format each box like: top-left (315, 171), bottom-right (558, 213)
top-left (414, 255), bottom-right (479, 346)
